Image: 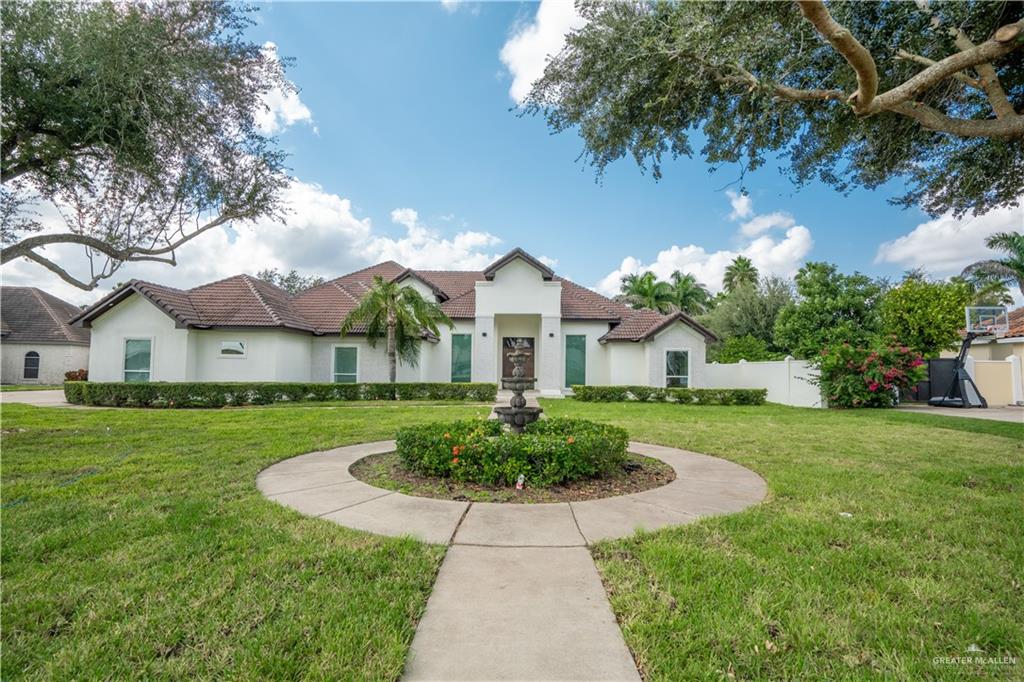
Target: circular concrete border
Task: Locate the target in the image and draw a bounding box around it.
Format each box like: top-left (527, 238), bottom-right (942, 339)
top-left (257, 441), bottom-right (767, 546)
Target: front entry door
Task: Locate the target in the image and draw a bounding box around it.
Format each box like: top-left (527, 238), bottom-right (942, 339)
top-left (502, 337), bottom-right (535, 378)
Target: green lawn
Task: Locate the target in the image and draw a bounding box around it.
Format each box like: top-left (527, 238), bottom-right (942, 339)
top-left (1, 401), bottom-right (490, 680)
top-left (2, 400), bottom-right (1021, 680)
top-left (1, 384), bottom-right (63, 392)
top-left (540, 400), bottom-right (1024, 680)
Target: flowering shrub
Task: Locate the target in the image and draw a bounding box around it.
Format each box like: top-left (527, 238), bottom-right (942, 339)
top-left (816, 338), bottom-right (926, 408)
top-left (395, 417), bottom-right (629, 487)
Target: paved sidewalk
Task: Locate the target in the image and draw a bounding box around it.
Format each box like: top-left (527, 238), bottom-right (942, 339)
top-left (258, 440), bottom-right (766, 680)
top-left (403, 546), bottom-right (639, 681)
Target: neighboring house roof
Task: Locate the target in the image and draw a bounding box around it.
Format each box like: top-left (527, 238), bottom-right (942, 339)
top-left (1006, 307), bottom-right (1024, 339)
top-left (1, 286), bottom-right (90, 345)
top-left (68, 248), bottom-right (716, 342)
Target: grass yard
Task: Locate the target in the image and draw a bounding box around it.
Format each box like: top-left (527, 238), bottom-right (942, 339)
top-left (1, 401), bottom-right (490, 680)
top-left (540, 400), bottom-right (1024, 680)
top-left (2, 400), bottom-right (1021, 680)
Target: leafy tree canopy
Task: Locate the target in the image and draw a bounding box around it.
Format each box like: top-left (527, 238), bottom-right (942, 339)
top-left (616, 271), bottom-right (676, 313)
top-left (710, 334), bottom-right (785, 364)
top-left (255, 268), bottom-right (325, 295)
top-left (700, 275), bottom-right (793, 351)
top-left (723, 256), bottom-right (759, 294)
top-left (879, 275), bottom-right (973, 357)
top-left (524, 0), bottom-right (1024, 218)
top-left (1, 1), bottom-right (291, 289)
top-left (773, 262), bottom-right (885, 358)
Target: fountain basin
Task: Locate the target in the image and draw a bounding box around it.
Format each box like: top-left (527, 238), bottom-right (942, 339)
top-left (493, 405), bottom-right (544, 433)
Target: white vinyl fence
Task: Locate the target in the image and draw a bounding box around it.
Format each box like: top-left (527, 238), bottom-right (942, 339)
top-left (706, 357), bottom-right (823, 408)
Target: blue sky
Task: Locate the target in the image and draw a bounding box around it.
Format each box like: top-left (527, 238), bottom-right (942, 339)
top-left (6, 0), bottom-right (1021, 304)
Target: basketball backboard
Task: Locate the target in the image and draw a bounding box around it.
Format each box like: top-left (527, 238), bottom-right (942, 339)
top-left (965, 306), bottom-right (1009, 336)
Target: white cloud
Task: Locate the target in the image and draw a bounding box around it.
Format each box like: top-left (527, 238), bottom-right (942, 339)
top-left (499, 0), bottom-right (585, 103)
top-left (726, 190), bottom-right (753, 220)
top-left (594, 193), bottom-right (814, 297)
top-left (440, 0), bottom-right (478, 14)
top-left (2, 182), bottom-right (557, 305)
top-left (254, 42), bottom-right (316, 136)
top-left (739, 211), bottom-right (795, 237)
top-left (874, 204), bottom-right (1024, 275)
top-left (363, 208), bottom-right (506, 269)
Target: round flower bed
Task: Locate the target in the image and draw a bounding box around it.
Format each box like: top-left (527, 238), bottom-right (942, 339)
top-left (395, 417), bottom-right (629, 487)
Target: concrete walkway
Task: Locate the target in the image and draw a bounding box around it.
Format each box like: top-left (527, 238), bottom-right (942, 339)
top-left (258, 440), bottom-right (766, 680)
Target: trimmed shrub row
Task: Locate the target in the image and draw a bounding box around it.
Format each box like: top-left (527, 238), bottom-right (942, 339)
top-left (62, 381), bottom-right (497, 408)
top-left (571, 385), bottom-right (767, 405)
top-left (396, 417), bottom-right (629, 487)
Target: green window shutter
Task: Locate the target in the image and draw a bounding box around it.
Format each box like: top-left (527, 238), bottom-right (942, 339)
top-left (124, 339), bottom-right (152, 382)
top-left (334, 347), bottom-right (358, 383)
top-left (451, 334), bottom-right (472, 383)
top-left (565, 335), bottom-right (586, 387)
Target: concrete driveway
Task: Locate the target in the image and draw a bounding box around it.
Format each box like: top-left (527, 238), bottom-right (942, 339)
top-left (1, 389), bottom-right (72, 407)
top-left (897, 404), bottom-right (1024, 423)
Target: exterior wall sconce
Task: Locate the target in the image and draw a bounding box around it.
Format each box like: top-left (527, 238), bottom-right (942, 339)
top-left (482, 332), bottom-right (487, 337)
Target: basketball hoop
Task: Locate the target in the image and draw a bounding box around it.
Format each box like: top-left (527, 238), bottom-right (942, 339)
top-left (965, 306), bottom-right (1009, 338)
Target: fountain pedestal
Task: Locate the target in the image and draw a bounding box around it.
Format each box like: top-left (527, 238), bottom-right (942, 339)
top-left (493, 339), bottom-right (543, 433)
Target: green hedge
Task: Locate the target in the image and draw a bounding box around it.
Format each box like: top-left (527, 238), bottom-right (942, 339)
top-left (62, 381), bottom-right (497, 408)
top-left (396, 417), bottom-right (629, 487)
top-left (571, 385), bottom-right (767, 405)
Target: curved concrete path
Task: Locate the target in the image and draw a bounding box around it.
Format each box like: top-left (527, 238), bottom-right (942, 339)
top-left (258, 442), bottom-right (766, 681)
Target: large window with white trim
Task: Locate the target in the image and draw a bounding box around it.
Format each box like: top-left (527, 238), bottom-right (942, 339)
top-left (665, 350), bottom-right (689, 387)
top-left (333, 346), bottom-right (358, 383)
top-left (23, 351), bottom-right (40, 379)
top-left (124, 339), bottom-right (152, 382)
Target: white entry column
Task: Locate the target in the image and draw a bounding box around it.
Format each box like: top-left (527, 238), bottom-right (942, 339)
top-left (538, 315), bottom-right (562, 395)
top-left (473, 314), bottom-right (496, 383)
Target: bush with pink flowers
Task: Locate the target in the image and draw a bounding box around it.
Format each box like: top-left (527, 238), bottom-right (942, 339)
top-left (816, 337), bottom-right (926, 408)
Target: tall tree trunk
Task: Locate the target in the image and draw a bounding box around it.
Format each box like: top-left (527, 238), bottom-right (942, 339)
top-left (387, 312), bottom-right (397, 384)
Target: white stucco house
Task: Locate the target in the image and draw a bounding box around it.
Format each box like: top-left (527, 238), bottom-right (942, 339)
top-left (1, 286), bottom-right (90, 385)
top-left (70, 248), bottom-right (716, 394)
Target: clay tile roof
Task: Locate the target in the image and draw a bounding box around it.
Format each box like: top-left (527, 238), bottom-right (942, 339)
top-left (0, 286), bottom-right (90, 345)
top-left (67, 249), bottom-right (712, 342)
top-left (599, 309), bottom-right (717, 343)
top-left (1007, 307), bottom-right (1024, 338)
top-left (440, 289), bottom-right (476, 319)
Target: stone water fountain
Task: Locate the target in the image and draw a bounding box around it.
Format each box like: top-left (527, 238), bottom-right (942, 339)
top-left (493, 338), bottom-right (543, 433)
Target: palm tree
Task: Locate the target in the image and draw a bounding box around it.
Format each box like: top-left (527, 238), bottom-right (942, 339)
top-left (723, 256), bottom-right (758, 293)
top-left (962, 232), bottom-right (1024, 296)
top-left (616, 271), bottom-right (675, 313)
top-left (340, 276), bottom-right (453, 383)
top-left (668, 270), bottom-right (711, 315)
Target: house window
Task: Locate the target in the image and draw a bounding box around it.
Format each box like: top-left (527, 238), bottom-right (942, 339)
top-left (23, 351), bottom-right (40, 380)
top-left (219, 341), bottom-right (246, 357)
top-left (124, 339), bottom-right (152, 382)
top-left (333, 346), bottom-right (358, 383)
top-left (665, 350), bottom-right (689, 387)
top-left (451, 334), bottom-right (472, 383)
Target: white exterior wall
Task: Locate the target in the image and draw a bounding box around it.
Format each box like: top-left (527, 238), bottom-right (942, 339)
top-left (1, 343), bottom-right (89, 384)
top-left (608, 343), bottom-right (646, 385)
top-left (561, 321), bottom-right (613, 387)
top-left (472, 316), bottom-right (496, 383)
top-left (644, 323), bottom-right (709, 388)
top-left (311, 335), bottom-right (426, 383)
top-left (190, 330), bottom-right (312, 382)
top-left (423, 321), bottom-right (475, 383)
top-left (705, 358), bottom-right (823, 407)
top-left (87, 293), bottom-right (190, 382)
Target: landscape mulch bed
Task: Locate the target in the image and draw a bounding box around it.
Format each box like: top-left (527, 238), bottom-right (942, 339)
top-left (350, 451), bottom-right (675, 503)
